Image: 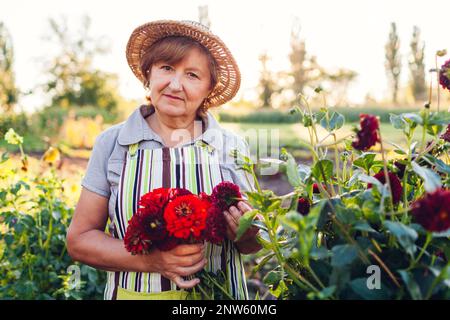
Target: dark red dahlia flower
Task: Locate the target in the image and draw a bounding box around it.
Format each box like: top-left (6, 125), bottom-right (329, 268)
top-left (411, 188), bottom-right (450, 232)
top-left (211, 181), bottom-right (242, 211)
top-left (124, 216), bottom-right (153, 255)
top-left (312, 183), bottom-right (328, 194)
top-left (352, 114), bottom-right (380, 151)
top-left (164, 195), bottom-right (209, 240)
top-left (203, 204), bottom-right (227, 244)
top-left (368, 171), bottom-right (403, 204)
top-left (296, 197), bottom-right (311, 216)
top-left (439, 59), bottom-right (450, 91)
top-left (394, 160), bottom-right (407, 179)
top-left (441, 124), bottom-right (450, 142)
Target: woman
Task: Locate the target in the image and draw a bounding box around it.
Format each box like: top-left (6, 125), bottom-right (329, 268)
top-left (67, 20), bottom-right (262, 300)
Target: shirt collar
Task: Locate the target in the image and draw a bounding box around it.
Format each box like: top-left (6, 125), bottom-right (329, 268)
top-left (117, 105), bottom-right (223, 151)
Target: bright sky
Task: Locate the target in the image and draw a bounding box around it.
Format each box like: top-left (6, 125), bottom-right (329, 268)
top-left (2, 0), bottom-right (450, 112)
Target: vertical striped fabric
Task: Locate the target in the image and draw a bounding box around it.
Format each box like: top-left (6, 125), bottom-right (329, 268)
top-left (104, 145), bottom-right (248, 300)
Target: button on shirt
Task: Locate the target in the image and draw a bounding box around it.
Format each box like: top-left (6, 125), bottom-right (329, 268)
top-left (81, 105), bottom-right (255, 235)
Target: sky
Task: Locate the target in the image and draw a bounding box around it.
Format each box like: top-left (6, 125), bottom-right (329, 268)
top-left (1, 0), bottom-right (450, 112)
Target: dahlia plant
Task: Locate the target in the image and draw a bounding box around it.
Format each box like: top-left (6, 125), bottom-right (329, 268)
top-left (234, 61), bottom-right (450, 299)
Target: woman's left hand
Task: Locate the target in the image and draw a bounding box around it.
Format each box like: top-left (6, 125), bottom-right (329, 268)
top-left (224, 201), bottom-right (259, 243)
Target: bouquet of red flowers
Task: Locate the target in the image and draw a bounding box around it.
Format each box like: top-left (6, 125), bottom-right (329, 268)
top-left (124, 182), bottom-right (242, 255)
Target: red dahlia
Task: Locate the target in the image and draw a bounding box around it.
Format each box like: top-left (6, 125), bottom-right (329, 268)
top-left (352, 114), bottom-right (380, 151)
top-left (164, 195), bottom-right (209, 240)
top-left (441, 124), bottom-right (450, 142)
top-left (411, 188), bottom-right (450, 232)
top-left (439, 59), bottom-right (450, 91)
top-left (296, 197), bottom-right (311, 216)
top-left (368, 171), bottom-right (403, 204)
top-left (203, 204), bottom-right (227, 244)
top-left (124, 217), bottom-right (153, 255)
top-left (211, 181), bottom-right (242, 211)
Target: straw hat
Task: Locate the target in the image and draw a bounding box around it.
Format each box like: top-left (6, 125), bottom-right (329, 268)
top-left (126, 20), bottom-right (241, 108)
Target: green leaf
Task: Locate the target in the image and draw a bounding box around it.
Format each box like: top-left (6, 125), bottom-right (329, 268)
top-left (263, 270), bottom-right (282, 286)
top-left (282, 149), bottom-right (302, 187)
top-left (331, 244), bottom-right (358, 267)
top-left (311, 159), bottom-right (334, 183)
top-left (411, 162), bottom-right (442, 193)
top-left (310, 246), bottom-right (332, 260)
top-left (349, 278), bottom-right (392, 299)
top-left (383, 221), bottom-right (418, 256)
top-left (297, 164), bottom-right (312, 181)
top-left (320, 112), bottom-right (345, 131)
top-left (398, 270), bottom-right (423, 300)
top-left (353, 153), bottom-right (377, 172)
top-left (353, 221), bottom-right (377, 233)
top-left (1, 152), bottom-right (9, 164)
top-left (390, 113), bottom-right (407, 129)
top-left (402, 113), bottom-right (423, 125)
top-left (235, 209), bottom-right (258, 242)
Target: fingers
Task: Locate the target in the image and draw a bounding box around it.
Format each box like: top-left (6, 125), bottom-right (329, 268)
top-left (237, 201), bottom-right (252, 213)
top-left (175, 258), bottom-right (207, 277)
top-left (228, 206), bottom-right (241, 224)
top-left (176, 252), bottom-right (206, 267)
top-left (224, 210), bottom-right (238, 235)
top-left (171, 243), bottom-right (204, 256)
top-left (172, 275), bottom-right (200, 289)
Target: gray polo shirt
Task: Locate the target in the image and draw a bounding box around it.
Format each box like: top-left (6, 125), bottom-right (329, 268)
top-left (81, 105), bottom-right (255, 227)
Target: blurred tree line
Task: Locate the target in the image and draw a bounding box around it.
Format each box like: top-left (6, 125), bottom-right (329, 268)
top-left (0, 15), bottom-right (121, 117)
top-left (256, 20), bottom-right (433, 109)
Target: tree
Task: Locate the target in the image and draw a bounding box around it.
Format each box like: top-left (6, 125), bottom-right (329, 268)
top-left (42, 15), bottom-right (119, 112)
top-left (385, 22), bottom-right (402, 104)
top-left (288, 19), bottom-right (321, 104)
top-left (409, 26), bottom-right (426, 102)
top-left (322, 68), bottom-right (358, 106)
top-left (257, 52), bottom-right (276, 108)
top-left (0, 22), bottom-right (18, 113)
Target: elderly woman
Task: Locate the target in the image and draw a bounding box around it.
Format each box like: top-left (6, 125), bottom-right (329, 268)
top-left (67, 20), bottom-right (261, 300)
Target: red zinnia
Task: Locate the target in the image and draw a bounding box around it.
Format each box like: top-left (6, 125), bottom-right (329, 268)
top-left (164, 195), bottom-right (209, 240)
top-left (439, 59), bottom-right (450, 91)
top-left (138, 188), bottom-right (170, 213)
top-left (211, 181), bottom-right (242, 211)
top-left (297, 197), bottom-right (311, 216)
top-left (411, 189), bottom-right (450, 233)
top-left (368, 171), bottom-right (403, 204)
top-left (441, 124), bottom-right (450, 142)
top-left (168, 187), bottom-right (193, 200)
top-left (352, 114), bottom-right (380, 151)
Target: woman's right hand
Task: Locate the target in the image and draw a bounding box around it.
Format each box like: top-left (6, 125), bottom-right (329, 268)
top-left (140, 243), bottom-right (207, 289)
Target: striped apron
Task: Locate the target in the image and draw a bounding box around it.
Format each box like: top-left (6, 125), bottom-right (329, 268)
top-left (104, 142), bottom-right (248, 300)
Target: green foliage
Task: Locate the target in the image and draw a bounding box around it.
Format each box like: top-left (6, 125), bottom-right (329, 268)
top-left (0, 134), bottom-right (106, 299)
top-left (231, 92), bottom-right (450, 300)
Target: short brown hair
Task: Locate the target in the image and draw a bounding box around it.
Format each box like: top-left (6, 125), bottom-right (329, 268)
top-left (140, 36), bottom-right (218, 91)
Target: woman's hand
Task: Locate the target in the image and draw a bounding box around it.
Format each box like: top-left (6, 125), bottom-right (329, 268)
top-left (224, 201), bottom-right (262, 254)
top-left (141, 244), bottom-right (207, 289)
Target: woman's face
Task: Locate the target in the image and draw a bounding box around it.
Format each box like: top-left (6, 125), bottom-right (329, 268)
top-left (147, 47), bottom-right (212, 118)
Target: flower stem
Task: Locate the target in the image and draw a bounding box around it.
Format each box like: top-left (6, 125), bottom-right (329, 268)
top-left (378, 129), bottom-right (395, 216)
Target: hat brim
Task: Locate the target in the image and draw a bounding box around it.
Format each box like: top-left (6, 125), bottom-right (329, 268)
top-left (126, 20), bottom-right (241, 108)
